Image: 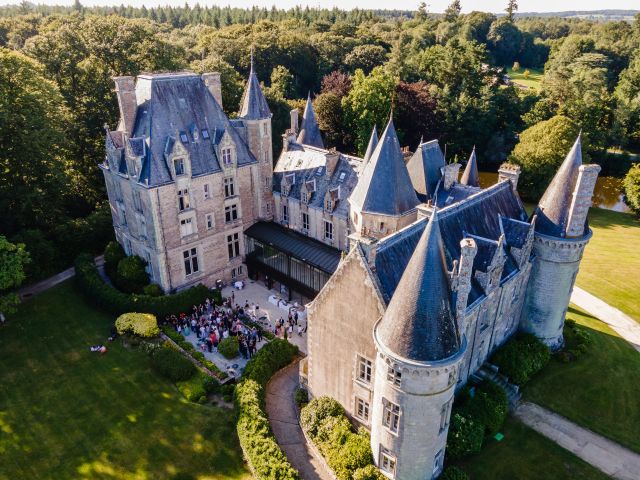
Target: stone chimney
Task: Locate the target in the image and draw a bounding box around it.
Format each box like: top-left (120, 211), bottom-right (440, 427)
top-left (498, 163), bottom-right (521, 193)
top-left (566, 164), bottom-right (601, 238)
top-left (441, 163), bottom-right (461, 190)
top-left (453, 237), bottom-right (477, 326)
top-left (113, 76), bottom-right (137, 136)
top-left (325, 148), bottom-right (340, 178)
top-left (202, 72), bottom-right (223, 109)
top-left (290, 108), bottom-right (299, 133)
top-left (281, 129), bottom-right (297, 153)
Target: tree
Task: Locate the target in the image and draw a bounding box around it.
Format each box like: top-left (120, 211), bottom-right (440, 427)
top-left (269, 65), bottom-right (295, 98)
top-left (0, 48), bottom-right (69, 236)
top-left (0, 236), bottom-right (30, 318)
top-left (416, 2), bottom-right (429, 21)
top-left (321, 71), bottom-right (352, 96)
top-left (395, 81), bottom-right (442, 148)
top-left (343, 45), bottom-right (387, 75)
top-left (508, 115), bottom-right (583, 200)
top-left (315, 92), bottom-right (349, 151)
top-left (342, 67), bottom-right (397, 154)
top-left (505, 0), bottom-right (518, 23)
top-left (613, 54), bottom-right (640, 148)
top-left (444, 0), bottom-right (462, 22)
top-left (623, 164), bottom-right (640, 215)
top-left (487, 18), bottom-right (523, 66)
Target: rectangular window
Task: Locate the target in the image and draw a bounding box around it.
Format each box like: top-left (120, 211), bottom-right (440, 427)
top-left (440, 399), bottom-right (453, 433)
top-left (183, 248), bottom-right (199, 276)
top-left (180, 217), bottom-right (193, 237)
top-left (301, 191), bottom-right (308, 204)
top-left (386, 367), bottom-right (402, 387)
top-left (206, 213), bottom-right (214, 230)
top-left (282, 205), bottom-right (289, 224)
top-left (433, 450), bottom-right (444, 476)
top-left (380, 448), bottom-right (396, 476)
top-left (338, 171), bottom-right (346, 183)
top-left (201, 129), bottom-right (210, 139)
top-left (139, 214), bottom-right (148, 238)
top-left (225, 204), bottom-right (238, 223)
top-left (133, 190), bottom-right (143, 212)
top-left (118, 204), bottom-right (127, 227)
top-left (178, 189), bottom-right (190, 211)
top-left (204, 183), bottom-right (210, 199)
top-left (224, 177), bottom-right (235, 198)
top-left (357, 355), bottom-right (372, 384)
top-left (174, 158), bottom-right (185, 176)
top-left (315, 166), bottom-right (323, 176)
top-left (227, 233), bottom-right (240, 259)
top-left (222, 147), bottom-right (232, 166)
top-left (231, 266), bottom-right (243, 279)
top-left (382, 400), bottom-right (400, 433)
top-left (324, 221), bottom-right (333, 240)
top-left (355, 397), bottom-right (370, 422)
top-left (262, 123), bottom-right (268, 136)
top-left (179, 132), bottom-right (189, 143)
top-left (145, 252), bottom-right (153, 280)
top-left (302, 212), bottom-right (309, 231)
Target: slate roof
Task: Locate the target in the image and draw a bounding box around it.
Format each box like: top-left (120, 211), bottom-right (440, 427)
top-left (372, 181), bottom-right (528, 304)
top-left (460, 147), bottom-right (480, 187)
top-left (363, 125), bottom-right (379, 164)
top-left (124, 73), bottom-right (257, 187)
top-left (238, 58), bottom-right (271, 120)
top-left (350, 118), bottom-right (420, 216)
top-left (534, 135), bottom-right (582, 237)
top-left (245, 221), bottom-right (341, 273)
top-left (376, 210), bottom-right (461, 362)
top-left (297, 94), bottom-right (324, 148)
top-left (274, 144), bottom-right (363, 219)
top-left (406, 140), bottom-right (445, 201)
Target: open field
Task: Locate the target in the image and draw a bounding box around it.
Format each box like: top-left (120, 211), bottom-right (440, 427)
top-left (455, 416), bottom-right (608, 480)
top-left (525, 306), bottom-right (640, 453)
top-left (506, 66), bottom-right (543, 90)
top-left (0, 282), bottom-right (250, 480)
top-left (577, 208), bottom-right (640, 323)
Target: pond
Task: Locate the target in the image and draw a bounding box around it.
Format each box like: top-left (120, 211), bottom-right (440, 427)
top-left (478, 171), bottom-right (630, 213)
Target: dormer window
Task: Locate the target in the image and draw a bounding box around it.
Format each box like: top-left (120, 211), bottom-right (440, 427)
top-left (315, 166), bottom-right (323, 176)
top-left (338, 172), bottom-right (346, 183)
top-left (180, 132), bottom-right (189, 143)
top-left (174, 158), bottom-right (185, 176)
top-left (222, 147), bottom-right (232, 166)
top-left (202, 129), bottom-right (210, 139)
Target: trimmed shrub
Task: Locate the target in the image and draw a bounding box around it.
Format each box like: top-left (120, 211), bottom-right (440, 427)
top-left (143, 283), bottom-right (164, 297)
top-left (218, 336), bottom-right (239, 359)
top-left (115, 255), bottom-right (150, 293)
top-left (115, 312), bottom-right (160, 338)
top-left (150, 347), bottom-right (195, 382)
top-left (461, 381), bottom-right (508, 436)
top-left (202, 376), bottom-right (220, 394)
top-left (104, 240), bottom-right (125, 280)
top-left (446, 412), bottom-right (484, 459)
top-left (75, 254), bottom-right (212, 318)
top-left (491, 333), bottom-right (550, 385)
top-left (242, 339), bottom-right (299, 386)
top-left (300, 396), bottom-right (345, 438)
top-left (177, 371), bottom-right (208, 402)
top-left (353, 465), bottom-right (385, 480)
top-left (440, 466), bottom-right (470, 480)
top-left (161, 326), bottom-right (228, 380)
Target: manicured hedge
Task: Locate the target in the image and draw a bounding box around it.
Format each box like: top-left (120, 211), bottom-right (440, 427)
top-left (459, 381), bottom-right (508, 436)
top-left (160, 325), bottom-right (227, 380)
top-left (446, 412), bottom-right (485, 459)
top-left (75, 253), bottom-right (214, 318)
top-left (150, 347), bottom-right (196, 382)
top-left (440, 466), bottom-right (470, 480)
top-left (300, 396), bottom-right (380, 480)
top-left (491, 333), bottom-right (551, 385)
top-left (235, 339), bottom-right (299, 480)
top-left (115, 312), bottom-right (159, 338)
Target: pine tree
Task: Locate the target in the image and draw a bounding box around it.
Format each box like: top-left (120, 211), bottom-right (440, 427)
top-left (505, 0), bottom-right (518, 22)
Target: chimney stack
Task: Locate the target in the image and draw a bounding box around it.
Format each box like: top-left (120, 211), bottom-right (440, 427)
top-left (325, 148), bottom-right (340, 178)
top-left (498, 163), bottom-right (522, 193)
top-left (202, 72), bottom-right (223, 109)
top-left (290, 108), bottom-right (299, 133)
top-left (113, 76), bottom-right (137, 136)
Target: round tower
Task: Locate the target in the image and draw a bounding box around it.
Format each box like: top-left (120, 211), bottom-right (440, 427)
top-left (520, 135), bottom-right (600, 349)
top-left (370, 210), bottom-right (466, 480)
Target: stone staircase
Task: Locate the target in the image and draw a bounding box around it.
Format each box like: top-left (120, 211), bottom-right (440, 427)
top-left (472, 363), bottom-right (522, 410)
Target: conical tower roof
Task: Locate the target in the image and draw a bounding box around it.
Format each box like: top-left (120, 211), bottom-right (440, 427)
top-left (239, 52), bottom-right (271, 120)
top-left (350, 116), bottom-right (420, 216)
top-left (460, 147), bottom-right (480, 187)
top-left (363, 125), bottom-right (379, 164)
top-left (297, 93), bottom-right (324, 148)
top-left (535, 135), bottom-right (582, 237)
top-left (376, 210), bottom-right (461, 362)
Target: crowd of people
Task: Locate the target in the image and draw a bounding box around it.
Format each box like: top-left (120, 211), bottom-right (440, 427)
top-left (161, 291), bottom-right (306, 361)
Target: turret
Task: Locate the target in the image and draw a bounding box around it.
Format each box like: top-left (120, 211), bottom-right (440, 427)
top-left (349, 115), bottom-right (420, 241)
top-left (406, 139), bottom-right (445, 202)
top-left (371, 210), bottom-right (465, 480)
top-left (297, 93), bottom-right (324, 148)
top-left (239, 51), bottom-right (273, 220)
top-left (460, 147), bottom-right (479, 187)
top-left (520, 135), bottom-right (601, 349)
top-left (363, 125), bottom-right (379, 164)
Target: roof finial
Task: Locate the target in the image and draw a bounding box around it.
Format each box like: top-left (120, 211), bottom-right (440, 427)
top-left (250, 46), bottom-right (255, 73)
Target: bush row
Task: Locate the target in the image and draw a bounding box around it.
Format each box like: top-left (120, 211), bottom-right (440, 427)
top-left (235, 339), bottom-right (299, 480)
top-left (75, 253), bottom-right (213, 318)
top-left (300, 396), bottom-right (384, 480)
top-left (490, 333), bottom-right (551, 385)
top-left (161, 325), bottom-right (227, 380)
top-left (558, 319), bottom-right (593, 363)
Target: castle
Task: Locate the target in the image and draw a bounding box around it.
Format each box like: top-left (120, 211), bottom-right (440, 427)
top-left (102, 64), bottom-right (601, 480)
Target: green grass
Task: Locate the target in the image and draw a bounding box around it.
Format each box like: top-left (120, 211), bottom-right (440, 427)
top-left (506, 66), bottom-right (543, 91)
top-left (0, 282), bottom-right (250, 480)
top-left (577, 207), bottom-right (640, 323)
top-left (455, 417), bottom-right (608, 480)
top-left (524, 306), bottom-right (640, 453)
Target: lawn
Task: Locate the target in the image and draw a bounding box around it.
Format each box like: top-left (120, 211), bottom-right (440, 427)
top-left (454, 417), bottom-right (608, 480)
top-left (506, 66), bottom-right (543, 91)
top-left (524, 306), bottom-right (640, 453)
top-left (0, 282), bottom-right (251, 480)
top-left (577, 207), bottom-right (640, 323)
